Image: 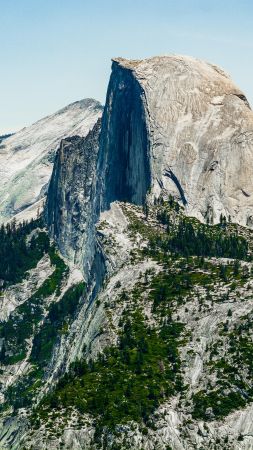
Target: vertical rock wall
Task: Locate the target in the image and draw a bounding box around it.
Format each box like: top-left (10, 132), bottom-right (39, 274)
top-left (46, 119), bottom-right (101, 277)
top-left (97, 60), bottom-right (151, 210)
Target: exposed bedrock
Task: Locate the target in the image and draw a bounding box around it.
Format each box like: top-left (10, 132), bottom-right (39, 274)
top-left (46, 119), bottom-right (101, 277)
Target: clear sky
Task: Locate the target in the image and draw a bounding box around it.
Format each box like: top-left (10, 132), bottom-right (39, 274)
top-left (1, 0), bottom-right (253, 134)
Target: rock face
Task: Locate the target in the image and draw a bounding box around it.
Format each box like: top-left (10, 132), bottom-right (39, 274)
top-left (46, 119), bottom-right (101, 275)
top-left (98, 63), bottom-right (151, 208)
top-left (100, 56), bottom-right (253, 225)
top-left (0, 99), bottom-right (103, 223)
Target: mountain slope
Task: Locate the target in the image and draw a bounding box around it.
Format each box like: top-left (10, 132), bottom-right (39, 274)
top-left (1, 202), bottom-right (253, 449)
top-left (0, 99), bottom-right (103, 223)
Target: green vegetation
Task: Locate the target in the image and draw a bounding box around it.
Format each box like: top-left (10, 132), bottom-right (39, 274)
top-left (149, 267), bottom-right (212, 313)
top-left (34, 310), bottom-right (184, 430)
top-left (4, 282), bottom-right (85, 410)
top-left (28, 204), bottom-right (212, 432)
top-left (0, 217), bottom-right (87, 414)
top-left (125, 201), bottom-right (253, 422)
top-left (30, 282), bottom-right (85, 365)
top-left (150, 208), bottom-right (249, 260)
top-left (0, 218), bottom-right (50, 286)
top-left (192, 311), bottom-right (253, 420)
top-left (192, 389), bottom-right (247, 420)
top-left (2, 199), bottom-right (252, 438)
top-left (126, 201), bottom-right (249, 265)
top-left (167, 220), bottom-right (248, 259)
top-left (0, 247), bottom-right (68, 365)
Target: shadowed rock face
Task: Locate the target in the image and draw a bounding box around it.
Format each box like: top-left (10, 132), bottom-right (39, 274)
top-left (100, 56), bottom-right (253, 226)
top-left (98, 60), bottom-right (151, 210)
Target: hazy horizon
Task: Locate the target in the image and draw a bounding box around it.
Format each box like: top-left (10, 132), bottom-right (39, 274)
top-left (1, 0), bottom-right (253, 134)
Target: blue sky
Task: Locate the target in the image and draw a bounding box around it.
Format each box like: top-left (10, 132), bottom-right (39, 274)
top-left (1, 0), bottom-right (253, 133)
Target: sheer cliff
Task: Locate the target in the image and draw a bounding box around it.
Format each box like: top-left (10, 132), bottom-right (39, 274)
top-left (98, 61), bottom-right (151, 208)
top-left (46, 119), bottom-right (101, 275)
top-left (47, 55), bottom-right (253, 281)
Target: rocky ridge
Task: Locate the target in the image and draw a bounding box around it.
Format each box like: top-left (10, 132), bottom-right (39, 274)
top-left (46, 118), bottom-right (102, 276)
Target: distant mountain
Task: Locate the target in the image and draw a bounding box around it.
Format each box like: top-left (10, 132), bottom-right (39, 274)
top-left (0, 99), bottom-right (103, 223)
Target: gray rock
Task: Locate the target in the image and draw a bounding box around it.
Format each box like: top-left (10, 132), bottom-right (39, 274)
top-left (46, 119), bottom-right (101, 278)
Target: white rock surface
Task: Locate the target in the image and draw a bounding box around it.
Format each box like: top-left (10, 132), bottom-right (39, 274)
top-left (0, 98), bottom-right (103, 223)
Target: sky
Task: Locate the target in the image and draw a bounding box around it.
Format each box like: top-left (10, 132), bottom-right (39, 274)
top-left (1, 0), bottom-right (253, 134)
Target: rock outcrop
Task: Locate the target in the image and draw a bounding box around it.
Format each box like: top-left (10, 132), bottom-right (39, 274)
top-left (46, 119), bottom-right (101, 276)
top-left (100, 55), bottom-right (253, 225)
top-left (3, 200), bottom-right (253, 450)
top-left (0, 99), bottom-right (103, 223)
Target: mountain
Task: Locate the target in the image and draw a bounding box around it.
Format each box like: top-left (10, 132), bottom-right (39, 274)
top-left (0, 55), bottom-right (253, 450)
top-left (99, 56), bottom-right (253, 225)
top-left (0, 99), bottom-right (103, 223)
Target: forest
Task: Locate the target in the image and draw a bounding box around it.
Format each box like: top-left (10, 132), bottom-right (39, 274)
top-left (0, 218), bottom-right (50, 286)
